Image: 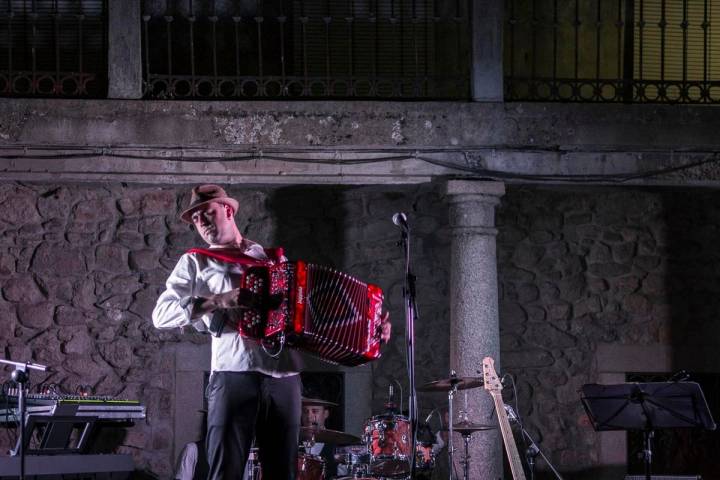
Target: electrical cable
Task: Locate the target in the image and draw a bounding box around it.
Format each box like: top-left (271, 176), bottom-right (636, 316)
top-left (0, 146), bottom-right (718, 183)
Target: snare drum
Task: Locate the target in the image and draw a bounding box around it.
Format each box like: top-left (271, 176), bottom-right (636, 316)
top-left (364, 414), bottom-right (411, 476)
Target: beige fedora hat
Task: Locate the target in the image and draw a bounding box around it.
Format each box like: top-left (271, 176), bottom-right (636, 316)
top-left (180, 184), bottom-right (239, 223)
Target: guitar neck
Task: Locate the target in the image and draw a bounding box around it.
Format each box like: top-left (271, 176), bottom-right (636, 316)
top-left (490, 391), bottom-right (527, 480)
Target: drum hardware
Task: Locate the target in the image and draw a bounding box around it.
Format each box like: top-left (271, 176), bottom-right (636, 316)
top-left (442, 420), bottom-right (496, 436)
top-left (300, 426), bottom-right (362, 446)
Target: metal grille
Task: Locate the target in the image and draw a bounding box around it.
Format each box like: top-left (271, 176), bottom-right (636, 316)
top-left (141, 0), bottom-right (470, 99)
top-left (0, 0), bottom-right (107, 98)
top-left (505, 0), bottom-right (720, 103)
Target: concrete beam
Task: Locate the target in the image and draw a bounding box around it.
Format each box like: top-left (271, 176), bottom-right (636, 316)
top-left (2, 100), bottom-right (720, 185)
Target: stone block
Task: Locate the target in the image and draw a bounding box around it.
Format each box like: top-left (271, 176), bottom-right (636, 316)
top-left (512, 244), bottom-right (545, 268)
top-left (62, 328), bottom-right (93, 355)
top-left (55, 305), bottom-right (90, 326)
top-left (98, 338), bottom-right (133, 369)
top-left (16, 302), bottom-right (54, 329)
top-left (503, 349), bottom-right (555, 369)
top-left (0, 190), bottom-right (42, 226)
top-left (31, 243), bottom-right (87, 276)
top-left (140, 190), bottom-right (176, 216)
top-left (95, 244), bottom-right (130, 273)
top-left (98, 294), bottom-right (133, 311)
top-left (2, 274), bottom-right (45, 303)
top-left (71, 198), bottom-right (117, 223)
top-left (587, 262), bottom-right (631, 278)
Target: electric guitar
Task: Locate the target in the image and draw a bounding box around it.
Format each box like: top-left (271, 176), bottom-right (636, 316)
top-left (482, 356), bottom-right (527, 480)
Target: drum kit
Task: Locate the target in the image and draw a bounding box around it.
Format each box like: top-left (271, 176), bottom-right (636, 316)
top-left (247, 374), bottom-right (495, 480)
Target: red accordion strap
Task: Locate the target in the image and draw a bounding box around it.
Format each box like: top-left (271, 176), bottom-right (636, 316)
top-left (186, 246), bottom-right (284, 266)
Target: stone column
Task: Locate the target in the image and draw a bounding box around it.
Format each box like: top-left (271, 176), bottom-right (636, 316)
top-left (445, 180), bottom-right (505, 480)
top-left (471, 0), bottom-right (504, 102)
top-left (108, 0), bottom-right (143, 99)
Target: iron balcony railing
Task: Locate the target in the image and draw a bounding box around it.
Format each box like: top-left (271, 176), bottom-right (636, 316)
top-left (0, 0), bottom-right (107, 98)
top-left (505, 0), bottom-right (720, 103)
top-left (141, 0), bottom-right (471, 100)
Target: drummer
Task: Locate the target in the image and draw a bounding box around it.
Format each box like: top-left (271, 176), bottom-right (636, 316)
top-left (301, 397), bottom-right (339, 477)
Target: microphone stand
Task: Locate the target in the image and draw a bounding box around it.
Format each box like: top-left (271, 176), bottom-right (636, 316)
top-left (505, 404), bottom-right (564, 480)
top-left (395, 214), bottom-right (419, 479)
top-left (0, 358), bottom-right (49, 480)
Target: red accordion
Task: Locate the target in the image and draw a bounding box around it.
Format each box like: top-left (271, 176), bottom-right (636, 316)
top-left (239, 261), bottom-right (384, 366)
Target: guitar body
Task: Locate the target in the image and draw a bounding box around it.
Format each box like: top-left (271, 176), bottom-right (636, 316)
top-left (482, 356), bottom-right (527, 480)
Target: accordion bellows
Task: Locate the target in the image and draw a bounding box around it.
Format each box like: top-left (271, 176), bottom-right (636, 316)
top-left (239, 261), bottom-right (384, 366)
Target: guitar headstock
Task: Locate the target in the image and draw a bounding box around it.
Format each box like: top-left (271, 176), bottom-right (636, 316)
top-left (482, 356), bottom-right (502, 393)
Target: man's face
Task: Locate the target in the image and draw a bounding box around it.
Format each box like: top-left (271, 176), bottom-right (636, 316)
top-left (301, 405), bottom-right (330, 428)
top-left (191, 201), bottom-right (236, 246)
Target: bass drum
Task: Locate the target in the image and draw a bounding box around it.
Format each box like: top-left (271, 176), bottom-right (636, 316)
top-left (251, 452), bottom-right (325, 480)
top-left (364, 414), bottom-right (411, 476)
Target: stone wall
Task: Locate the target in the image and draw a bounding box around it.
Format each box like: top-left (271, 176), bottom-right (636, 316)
top-left (2, 180), bottom-right (719, 477)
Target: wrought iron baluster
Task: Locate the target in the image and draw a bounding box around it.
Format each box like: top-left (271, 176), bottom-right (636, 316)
top-left (299, 0), bottom-right (308, 95)
top-left (77, 0), bottom-right (86, 94)
top-left (254, 0), bottom-right (263, 93)
top-left (164, 1), bottom-right (174, 91)
top-left (278, 0), bottom-right (287, 93)
top-left (411, 0), bottom-right (419, 97)
top-left (638, 0), bottom-right (644, 82)
top-left (573, 0), bottom-right (579, 81)
top-left (508, 0), bottom-right (516, 79)
top-left (53, 0), bottom-right (61, 94)
top-left (702, 0), bottom-right (708, 98)
top-left (372, 0), bottom-right (378, 90)
top-left (531, 0), bottom-right (537, 81)
top-left (681, 0), bottom-right (688, 85)
top-left (323, 0), bottom-right (331, 95)
top-left (6, 0), bottom-right (13, 94)
top-left (552, 0), bottom-right (557, 84)
top-left (210, 0), bottom-right (219, 96)
top-left (659, 0), bottom-right (666, 83)
top-left (30, 0), bottom-right (37, 93)
top-left (346, 0), bottom-right (354, 95)
top-left (623, 0), bottom-right (635, 102)
top-left (142, 1), bottom-right (151, 95)
top-left (188, 0), bottom-right (196, 96)
top-left (616, 0), bottom-right (622, 81)
top-left (232, 15), bottom-right (241, 94)
top-left (596, 0), bottom-right (602, 83)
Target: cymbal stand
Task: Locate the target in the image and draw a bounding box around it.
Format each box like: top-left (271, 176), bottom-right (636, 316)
top-left (446, 371), bottom-right (459, 480)
top-left (459, 432), bottom-right (473, 480)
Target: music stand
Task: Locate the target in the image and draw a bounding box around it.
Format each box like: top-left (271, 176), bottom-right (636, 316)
top-left (581, 382), bottom-right (716, 480)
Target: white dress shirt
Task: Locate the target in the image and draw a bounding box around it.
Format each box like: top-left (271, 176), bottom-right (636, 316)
top-left (152, 241), bottom-right (301, 376)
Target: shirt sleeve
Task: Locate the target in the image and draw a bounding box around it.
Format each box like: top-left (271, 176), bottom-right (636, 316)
top-left (174, 442), bottom-right (198, 480)
top-left (153, 254), bottom-right (205, 330)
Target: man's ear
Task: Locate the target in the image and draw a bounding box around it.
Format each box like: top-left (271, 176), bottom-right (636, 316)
top-left (225, 204), bottom-right (234, 219)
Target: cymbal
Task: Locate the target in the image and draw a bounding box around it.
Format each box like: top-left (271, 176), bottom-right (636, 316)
top-left (443, 421), bottom-right (496, 435)
top-left (418, 377), bottom-right (483, 392)
top-left (300, 426), bottom-right (361, 445)
top-left (301, 396), bottom-right (339, 407)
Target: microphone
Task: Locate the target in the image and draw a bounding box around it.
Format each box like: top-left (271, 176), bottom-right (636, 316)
top-left (392, 212), bottom-right (409, 230)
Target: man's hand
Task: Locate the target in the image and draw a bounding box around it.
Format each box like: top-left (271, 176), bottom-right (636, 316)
top-left (211, 288), bottom-right (263, 309)
top-left (190, 288), bottom-right (264, 320)
top-left (379, 311), bottom-right (391, 343)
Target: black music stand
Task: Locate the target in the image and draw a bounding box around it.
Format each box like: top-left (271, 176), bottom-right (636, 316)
top-left (581, 382), bottom-right (716, 480)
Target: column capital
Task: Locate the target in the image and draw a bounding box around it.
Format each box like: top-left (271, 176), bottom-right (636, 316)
top-left (444, 180), bottom-right (505, 198)
top-left (444, 180), bottom-right (505, 232)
